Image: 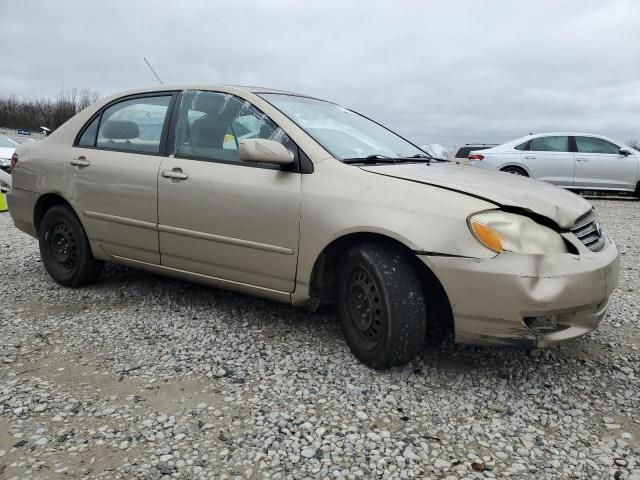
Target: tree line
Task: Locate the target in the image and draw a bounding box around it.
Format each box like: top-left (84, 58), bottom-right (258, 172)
top-left (1, 89), bottom-right (639, 149)
top-left (0, 88), bottom-right (99, 133)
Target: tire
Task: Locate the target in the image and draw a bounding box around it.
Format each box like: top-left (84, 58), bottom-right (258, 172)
top-left (501, 166), bottom-right (528, 176)
top-left (336, 243), bottom-right (426, 369)
top-left (38, 205), bottom-right (103, 287)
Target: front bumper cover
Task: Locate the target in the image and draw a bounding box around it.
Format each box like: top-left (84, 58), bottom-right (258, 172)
top-left (423, 235), bottom-right (620, 348)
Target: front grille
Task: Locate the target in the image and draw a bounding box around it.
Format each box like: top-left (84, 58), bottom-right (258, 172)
top-left (571, 210), bottom-right (605, 252)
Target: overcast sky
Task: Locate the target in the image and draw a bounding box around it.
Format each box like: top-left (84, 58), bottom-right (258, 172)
top-left (2, 0), bottom-right (639, 146)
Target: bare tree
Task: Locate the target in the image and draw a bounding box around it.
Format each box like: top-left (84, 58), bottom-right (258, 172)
top-left (627, 140), bottom-right (640, 150)
top-left (0, 88), bottom-right (100, 132)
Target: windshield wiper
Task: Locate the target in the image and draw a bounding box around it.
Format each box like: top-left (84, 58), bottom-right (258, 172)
top-left (343, 153), bottom-right (447, 165)
top-left (342, 154), bottom-right (401, 164)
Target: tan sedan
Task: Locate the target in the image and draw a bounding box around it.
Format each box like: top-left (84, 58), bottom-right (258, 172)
top-left (8, 85), bottom-right (620, 368)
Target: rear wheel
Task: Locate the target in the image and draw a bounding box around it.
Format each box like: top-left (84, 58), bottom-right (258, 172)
top-left (336, 243), bottom-right (426, 369)
top-left (38, 205), bottom-right (103, 287)
top-left (501, 166), bottom-right (528, 176)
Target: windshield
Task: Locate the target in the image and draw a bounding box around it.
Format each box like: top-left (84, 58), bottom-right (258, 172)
top-left (0, 136), bottom-right (18, 148)
top-left (259, 94), bottom-right (424, 161)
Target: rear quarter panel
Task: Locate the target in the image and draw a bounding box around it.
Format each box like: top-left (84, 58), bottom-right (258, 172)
top-left (9, 102), bottom-right (105, 239)
top-left (476, 151), bottom-right (522, 171)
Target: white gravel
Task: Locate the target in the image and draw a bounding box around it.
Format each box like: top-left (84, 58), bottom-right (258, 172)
top-left (0, 197), bottom-right (639, 479)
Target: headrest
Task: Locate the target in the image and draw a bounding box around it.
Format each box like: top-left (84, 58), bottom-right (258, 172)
top-left (191, 116), bottom-right (228, 148)
top-left (102, 120), bottom-right (139, 140)
top-left (191, 92), bottom-right (242, 120)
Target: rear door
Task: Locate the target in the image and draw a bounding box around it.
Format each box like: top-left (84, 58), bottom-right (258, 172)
top-left (69, 93), bottom-right (176, 264)
top-left (573, 136), bottom-right (638, 190)
top-left (517, 135), bottom-right (575, 186)
top-left (157, 90), bottom-right (301, 292)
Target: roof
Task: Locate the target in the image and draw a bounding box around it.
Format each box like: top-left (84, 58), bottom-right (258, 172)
top-left (521, 132), bottom-right (618, 137)
top-left (100, 84), bottom-right (317, 100)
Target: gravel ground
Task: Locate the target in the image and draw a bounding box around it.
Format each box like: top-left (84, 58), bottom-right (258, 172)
top-left (0, 198), bottom-right (639, 480)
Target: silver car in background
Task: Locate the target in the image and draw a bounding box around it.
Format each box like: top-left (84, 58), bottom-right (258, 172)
top-left (469, 133), bottom-right (640, 196)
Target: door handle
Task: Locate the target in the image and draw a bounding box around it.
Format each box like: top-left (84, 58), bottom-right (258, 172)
top-left (161, 169), bottom-right (189, 180)
top-left (576, 158), bottom-right (588, 162)
top-left (524, 156), bottom-right (536, 160)
top-left (70, 157), bottom-right (90, 167)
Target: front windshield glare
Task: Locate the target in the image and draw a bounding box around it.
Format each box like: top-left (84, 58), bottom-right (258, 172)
top-left (259, 94), bottom-right (424, 161)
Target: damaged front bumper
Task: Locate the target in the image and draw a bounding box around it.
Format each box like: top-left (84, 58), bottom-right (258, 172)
top-left (423, 235), bottom-right (620, 349)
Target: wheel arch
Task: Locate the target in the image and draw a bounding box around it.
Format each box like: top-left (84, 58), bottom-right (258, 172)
top-left (308, 231), bottom-right (454, 336)
top-left (499, 163), bottom-right (531, 176)
top-left (33, 192), bottom-right (85, 234)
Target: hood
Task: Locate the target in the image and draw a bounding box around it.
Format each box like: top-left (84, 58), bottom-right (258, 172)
top-left (361, 162), bottom-right (592, 229)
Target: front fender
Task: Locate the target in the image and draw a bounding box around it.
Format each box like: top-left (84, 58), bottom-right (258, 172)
top-left (292, 160), bottom-right (497, 304)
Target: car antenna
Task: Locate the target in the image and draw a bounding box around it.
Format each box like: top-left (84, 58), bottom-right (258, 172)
top-left (143, 57), bottom-right (164, 85)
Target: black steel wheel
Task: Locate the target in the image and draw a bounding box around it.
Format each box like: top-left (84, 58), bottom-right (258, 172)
top-left (337, 242), bottom-right (426, 369)
top-left (38, 205), bottom-right (103, 287)
top-left (345, 265), bottom-right (385, 351)
top-left (47, 221), bottom-right (78, 272)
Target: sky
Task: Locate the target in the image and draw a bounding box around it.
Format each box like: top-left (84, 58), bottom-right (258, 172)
top-left (1, 0), bottom-right (640, 147)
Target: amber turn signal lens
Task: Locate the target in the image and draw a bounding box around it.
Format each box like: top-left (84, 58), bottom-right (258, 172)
top-left (471, 222), bottom-right (504, 252)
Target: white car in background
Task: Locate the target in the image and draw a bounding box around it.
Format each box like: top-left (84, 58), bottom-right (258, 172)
top-left (0, 134), bottom-right (18, 172)
top-left (419, 143), bottom-right (448, 159)
top-left (469, 133), bottom-right (640, 196)
top-left (448, 143), bottom-right (497, 164)
top-left (0, 169), bottom-right (11, 191)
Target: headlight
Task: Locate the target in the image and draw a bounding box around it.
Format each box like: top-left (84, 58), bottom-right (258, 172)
top-left (0, 158), bottom-right (10, 167)
top-left (468, 211), bottom-right (568, 254)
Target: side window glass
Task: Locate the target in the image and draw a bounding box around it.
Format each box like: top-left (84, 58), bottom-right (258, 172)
top-left (514, 140), bottom-right (530, 151)
top-left (173, 90), bottom-right (294, 163)
top-left (528, 136), bottom-right (569, 152)
top-left (78, 116), bottom-right (99, 147)
top-left (576, 137), bottom-right (619, 154)
top-left (97, 96), bottom-right (172, 154)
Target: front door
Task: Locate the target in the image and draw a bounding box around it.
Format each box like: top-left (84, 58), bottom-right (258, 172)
top-left (69, 93), bottom-right (175, 264)
top-left (157, 90), bottom-right (301, 292)
top-left (573, 136), bottom-right (639, 190)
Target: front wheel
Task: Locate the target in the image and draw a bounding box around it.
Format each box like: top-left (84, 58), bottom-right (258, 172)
top-left (336, 243), bottom-right (426, 369)
top-left (38, 205), bottom-right (103, 287)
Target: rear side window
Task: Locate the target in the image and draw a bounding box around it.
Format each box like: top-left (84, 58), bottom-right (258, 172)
top-left (576, 136), bottom-right (619, 154)
top-left (528, 136), bottom-right (570, 152)
top-left (78, 116), bottom-right (99, 147)
top-left (514, 140), bottom-right (530, 151)
top-left (96, 96), bottom-right (172, 154)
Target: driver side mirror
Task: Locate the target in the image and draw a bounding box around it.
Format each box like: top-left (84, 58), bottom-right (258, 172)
top-left (239, 139), bottom-right (294, 165)
top-left (619, 147), bottom-right (632, 156)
